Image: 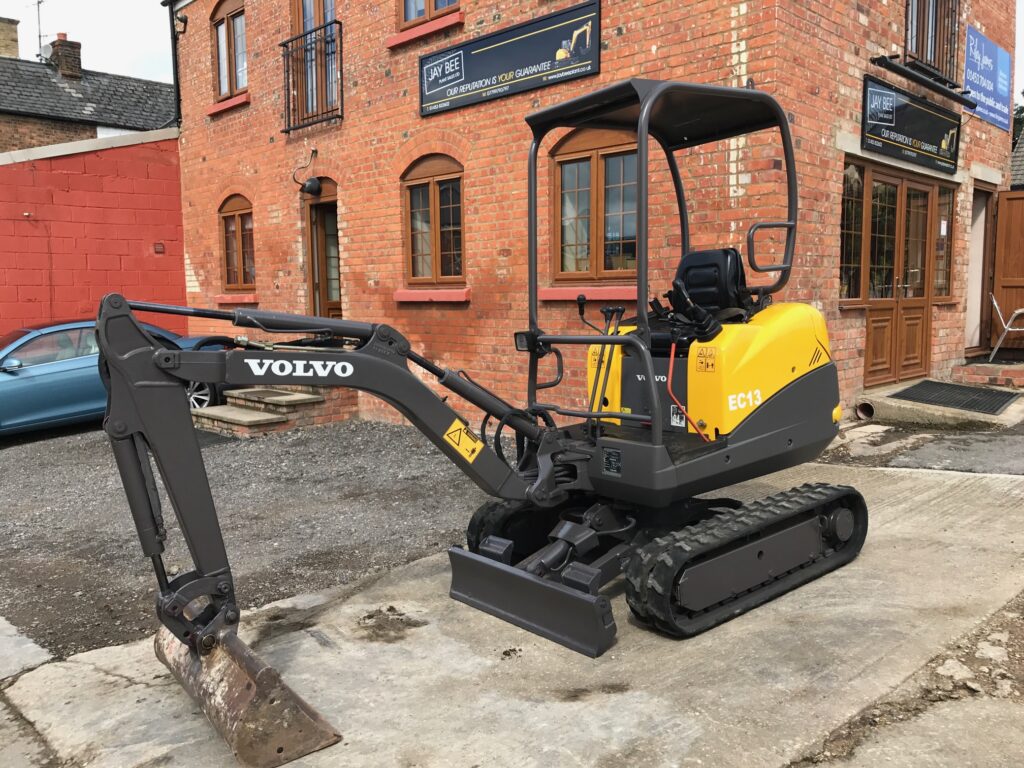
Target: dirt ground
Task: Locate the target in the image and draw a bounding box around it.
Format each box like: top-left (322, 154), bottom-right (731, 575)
top-left (790, 589), bottom-right (1024, 765)
top-left (0, 420), bottom-right (489, 659)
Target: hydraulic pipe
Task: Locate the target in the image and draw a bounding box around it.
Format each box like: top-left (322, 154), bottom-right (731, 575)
top-left (439, 369), bottom-right (542, 442)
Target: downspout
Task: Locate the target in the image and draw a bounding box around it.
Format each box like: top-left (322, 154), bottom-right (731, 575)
top-left (161, 0), bottom-right (182, 128)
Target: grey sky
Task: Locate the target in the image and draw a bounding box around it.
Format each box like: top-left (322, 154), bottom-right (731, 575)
top-left (0, 0), bottom-right (1022, 100)
top-left (1, 0), bottom-right (171, 83)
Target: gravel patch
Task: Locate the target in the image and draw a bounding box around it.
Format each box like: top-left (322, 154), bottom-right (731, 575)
top-left (0, 420), bottom-right (488, 659)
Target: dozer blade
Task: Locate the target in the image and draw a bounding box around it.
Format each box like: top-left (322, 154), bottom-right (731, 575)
top-left (155, 627), bottom-right (341, 768)
top-left (448, 547), bottom-right (617, 657)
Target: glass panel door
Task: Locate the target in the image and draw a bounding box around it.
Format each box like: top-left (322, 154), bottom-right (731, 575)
top-left (868, 178), bottom-right (898, 299)
top-left (901, 187), bottom-right (929, 298)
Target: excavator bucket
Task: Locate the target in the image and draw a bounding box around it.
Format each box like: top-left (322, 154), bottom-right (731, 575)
top-left (155, 628), bottom-right (341, 768)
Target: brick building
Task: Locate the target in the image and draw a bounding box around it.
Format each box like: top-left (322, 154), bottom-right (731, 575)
top-left (0, 131), bottom-right (187, 336)
top-left (169, 0), bottom-right (1013, 420)
top-left (0, 18), bottom-right (175, 153)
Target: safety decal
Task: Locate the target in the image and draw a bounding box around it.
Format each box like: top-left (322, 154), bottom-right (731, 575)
top-left (444, 419), bottom-right (484, 464)
top-left (695, 347), bottom-right (717, 373)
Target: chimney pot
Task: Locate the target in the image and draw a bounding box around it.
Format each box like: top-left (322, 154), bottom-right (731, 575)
top-left (49, 34), bottom-right (81, 79)
top-left (0, 17), bottom-right (19, 59)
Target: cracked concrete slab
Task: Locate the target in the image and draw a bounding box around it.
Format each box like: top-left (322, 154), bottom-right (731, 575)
top-left (6, 463), bottom-right (1024, 767)
top-left (0, 698), bottom-right (50, 768)
top-left (0, 617), bottom-right (51, 681)
top-left (841, 698), bottom-right (1024, 767)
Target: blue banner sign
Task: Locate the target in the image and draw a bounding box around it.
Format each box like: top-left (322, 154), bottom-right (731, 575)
top-left (964, 26), bottom-right (1011, 132)
top-left (419, 2), bottom-right (599, 117)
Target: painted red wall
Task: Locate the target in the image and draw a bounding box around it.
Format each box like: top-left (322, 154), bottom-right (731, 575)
top-left (0, 138), bottom-right (186, 335)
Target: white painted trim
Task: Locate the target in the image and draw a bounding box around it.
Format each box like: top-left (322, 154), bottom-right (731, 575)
top-left (969, 162), bottom-right (1004, 186)
top-left (836, 130), bottom-right (967, 184)
top-left (0, 128), bottom-right (179, 166)
top-left (172, 0), bottom-right (197, 11)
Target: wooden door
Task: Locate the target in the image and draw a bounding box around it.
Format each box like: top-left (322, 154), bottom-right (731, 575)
top-left (864, 176), bottom-right (932, 385)
top-left (309, 201), bottom-right (342, 318)
top-left (864, 174), bottom-right (900, 386)
top-left (895, 183), bottom-right (931, 378)
top-left (993, 190), bottom-right (1024, 349)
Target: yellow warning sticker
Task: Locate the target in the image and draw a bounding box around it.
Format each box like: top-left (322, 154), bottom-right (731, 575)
top-left (695, 346), bottom-right (717, 373)
top-left (444, 419), bottom-right (484, 464)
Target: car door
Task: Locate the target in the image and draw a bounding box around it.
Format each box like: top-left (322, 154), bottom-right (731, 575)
top-left (0, 328), bottom-right (104, 431)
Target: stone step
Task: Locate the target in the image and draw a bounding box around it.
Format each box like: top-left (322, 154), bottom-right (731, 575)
top-left (226, 387), bottom-right (326, 414)
top-left (191, 405), bottom-right (288, 427)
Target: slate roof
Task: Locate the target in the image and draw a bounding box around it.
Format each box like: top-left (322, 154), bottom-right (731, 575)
top-left (0, 56), bottom-right (175, 131)
top-left (1011, 136), bottom-right (1024, 189)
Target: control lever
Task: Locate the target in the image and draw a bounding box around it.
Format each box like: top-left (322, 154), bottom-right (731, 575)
top-left (670, 278), bottom-right (722, 343)
top-left (576, 294), bottom-right (604, 334)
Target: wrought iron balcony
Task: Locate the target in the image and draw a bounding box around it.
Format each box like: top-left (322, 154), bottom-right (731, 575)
top-left (282, 20), bottom-right (342, 133)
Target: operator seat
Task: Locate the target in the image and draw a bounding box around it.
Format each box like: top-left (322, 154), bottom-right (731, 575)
top-left (675, 247), bottom-right (753, 321)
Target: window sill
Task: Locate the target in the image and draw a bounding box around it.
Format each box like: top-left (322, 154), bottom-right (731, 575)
top-left (539, 286), bottom-right (640, 302)
top-left (838, 302), bottom-right (868, 310)
top-left (386, 11), bottom-right (464, 49)
top-left (214, 293), bottom-right (258, 305)
top-left (394, 287), bottom-right (471, 303)
top-left (206, 92), bottom-right (251, 117)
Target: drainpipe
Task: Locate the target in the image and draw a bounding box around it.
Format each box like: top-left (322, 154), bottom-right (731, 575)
top-left (161, 0), bottom-right (182, 128)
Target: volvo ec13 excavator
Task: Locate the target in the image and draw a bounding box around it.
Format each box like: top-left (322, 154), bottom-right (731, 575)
top-left (96, 79), bottom-right (868, 767)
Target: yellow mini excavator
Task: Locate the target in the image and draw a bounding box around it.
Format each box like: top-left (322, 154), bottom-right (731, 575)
top-left (555, 20), bottom-right (592, 61)
top-left (95, 79), bottom-right (867, 767)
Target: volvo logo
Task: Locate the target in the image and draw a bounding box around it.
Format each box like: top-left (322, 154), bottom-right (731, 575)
top-left (243, 358), bottom-right (354, 378)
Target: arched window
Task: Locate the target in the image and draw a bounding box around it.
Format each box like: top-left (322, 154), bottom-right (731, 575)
top-left (220, 195), bottom-right (255, 290)
top-left (401, 155), bottom-right (464, 285)
top-left (211, 0), bottom-right (247, 99)
top-left (551, 129), bottom-right (638, 280)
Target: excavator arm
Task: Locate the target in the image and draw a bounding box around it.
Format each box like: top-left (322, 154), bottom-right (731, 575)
top-left (95, 293), bottom-right (560, 767)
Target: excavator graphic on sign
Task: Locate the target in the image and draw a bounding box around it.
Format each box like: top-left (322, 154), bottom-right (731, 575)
top-left (555, 20), bottom-right (592, 62)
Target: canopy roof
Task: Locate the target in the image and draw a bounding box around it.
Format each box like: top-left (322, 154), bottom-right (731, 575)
top-left (525, 79), bottom-right (784, 150)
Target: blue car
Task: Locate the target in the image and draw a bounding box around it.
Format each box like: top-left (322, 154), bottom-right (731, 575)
top-left (0, 320), bottom-right (222, 436)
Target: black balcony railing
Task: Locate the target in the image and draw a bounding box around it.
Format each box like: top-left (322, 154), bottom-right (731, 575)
top-left (282, 20), bottom-right (342, 133)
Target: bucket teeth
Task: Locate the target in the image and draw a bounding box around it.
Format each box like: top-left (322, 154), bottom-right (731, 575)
top-left (155, 627), bottom-right (341, 768)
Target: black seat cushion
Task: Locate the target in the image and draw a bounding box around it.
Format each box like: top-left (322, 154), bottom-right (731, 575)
top-left (675, 248), bottom-right (751, 315)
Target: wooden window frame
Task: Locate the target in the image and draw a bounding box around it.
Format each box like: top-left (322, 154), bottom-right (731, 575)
top-left (220, 195), bottom-right (255, 291)
top-left (212, 0), bottom-right (247, 100)
top-left (904, 0), bottom-right (960, 83)
top-left (838, 159), bottom-right (957, 308)
top-left (550, 130), bottom-right (638, 283)
top-left (398, 0), bottom-right (460, 32)
top-left (401, 155), bottom-right (465, 286)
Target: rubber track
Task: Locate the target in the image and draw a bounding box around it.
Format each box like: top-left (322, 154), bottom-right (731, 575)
top-left (624, 482), bottom-right (866, 635)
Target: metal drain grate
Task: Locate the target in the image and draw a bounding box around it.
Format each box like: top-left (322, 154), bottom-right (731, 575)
top-left (890, 380), bottom-right (1019, 415)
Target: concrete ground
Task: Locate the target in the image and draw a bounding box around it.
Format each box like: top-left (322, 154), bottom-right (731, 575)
top-left (2, 441), bottom-right (1024, 766)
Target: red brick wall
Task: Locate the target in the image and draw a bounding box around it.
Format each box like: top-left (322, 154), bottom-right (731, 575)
top-left (0, 138), bottom-right (186, 335)
top-left (0, 114), bottom-right (96, 153)
top-left (174, 0), bottom-right (1012, 420)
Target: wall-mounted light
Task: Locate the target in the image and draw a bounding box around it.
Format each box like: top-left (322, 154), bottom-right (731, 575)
top-left (292, 148), bottom-right (320, 196)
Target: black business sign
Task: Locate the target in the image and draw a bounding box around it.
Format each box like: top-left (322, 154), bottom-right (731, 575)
top-left (419, 2), bottom-right (600, 117)
top-left (861, 75), bottom-right (961, 174)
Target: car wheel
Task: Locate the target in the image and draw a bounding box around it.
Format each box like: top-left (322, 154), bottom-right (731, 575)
top-left (185, 381), bottom-right (217, 409)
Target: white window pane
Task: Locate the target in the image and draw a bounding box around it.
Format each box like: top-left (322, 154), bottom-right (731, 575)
top-left (405, 0), bottom-right (426, 21)
top-left (233, 15), bottom-right (247, 90)
top-left (217, 22), bottom-right (228, 96)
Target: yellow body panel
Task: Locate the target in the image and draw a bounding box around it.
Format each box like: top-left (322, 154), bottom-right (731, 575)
top-left (585, 331), bottom-right (633, 423)
top-left (687, 302), bottom-right (834, 436)
top-left (587, 303), bottom-right (836, 436)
